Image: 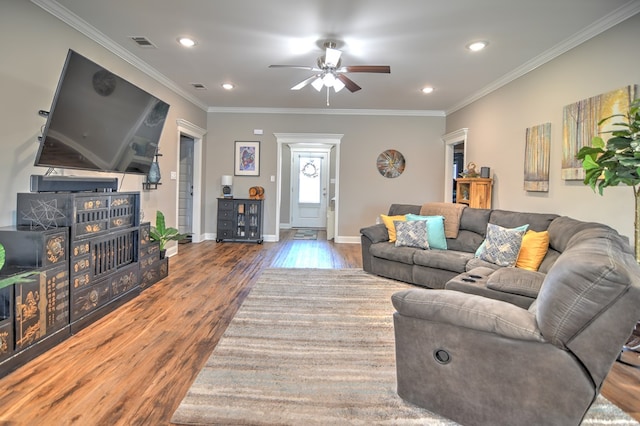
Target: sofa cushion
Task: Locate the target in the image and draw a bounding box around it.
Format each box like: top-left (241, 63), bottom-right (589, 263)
top-left (394, 220), bottom-right (429, 249)
top-left (486, 267), bottom-right (546, 298)
top-left (459, 207), bottom-right (492, 236)
top-left (369, 242), bottom-right (416, 265)
top-left (547, 216), bottom-right (618, 253)
top-left (465, 257), bottom-right (501, 272)
top-left (516, 230), bottom-right (550, 271)
top-left (490, 210), bottom-right (558, 232)
top-left (388, 203), bottom-right (421, 217)
top-left (380, 214), bottom-right (406, 242)
top-left (405, 214), bottom-right (447, 250)
top-left (413, 249), bottom-right (474, 273)
top-left (479, 223), bottom-right (528, 267)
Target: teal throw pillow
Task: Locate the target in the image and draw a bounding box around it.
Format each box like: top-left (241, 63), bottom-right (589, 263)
top-left (394, 220), bottom-right (430, 250)
top-left (405, 214), bottom-right (447, 250)
top-left (479, 223), bottom-right (528, 267)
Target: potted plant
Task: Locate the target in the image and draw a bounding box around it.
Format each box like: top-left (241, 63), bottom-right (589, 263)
top-left (576, 97), bottom-right (640, 263)
top-left (149, 210), bottom-right (187, 258)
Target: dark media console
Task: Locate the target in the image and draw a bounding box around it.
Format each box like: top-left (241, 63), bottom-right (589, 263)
top-left (30, 175), bottom-right (118, 193)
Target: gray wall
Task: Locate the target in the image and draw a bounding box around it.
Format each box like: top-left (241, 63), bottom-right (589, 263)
top-left (446, 12), bottom-right (640, 242)
top-left (0, 0), bottom-right (207, 233)
top-left (206, 113), bottom-right (446, 240)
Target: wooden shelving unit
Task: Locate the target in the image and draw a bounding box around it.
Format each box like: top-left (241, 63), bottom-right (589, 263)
top-left (456, 177), bottom-right (493, 209)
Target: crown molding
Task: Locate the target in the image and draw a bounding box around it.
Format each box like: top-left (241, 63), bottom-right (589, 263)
top-left (31, 0), bottom-right (209, 111)
top-left (446, 0), bottom-right (640, 115)
top-left (207, 106), bottom-right (445, 117)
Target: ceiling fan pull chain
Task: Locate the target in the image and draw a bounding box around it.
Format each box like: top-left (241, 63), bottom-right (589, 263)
top-left (326, 87), bottom-right (330, 106)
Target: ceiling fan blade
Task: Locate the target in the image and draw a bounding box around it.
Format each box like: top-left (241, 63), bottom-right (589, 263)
top-left (269, 64), bottom-right (317, 71)
top-left (337, 74), bottom-right (362, 93)
top-left (341, 65), bottom-right (391, 73)
top-left (291, 74), bottom-right (321, 90)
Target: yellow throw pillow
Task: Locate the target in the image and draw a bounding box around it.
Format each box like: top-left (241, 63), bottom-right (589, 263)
top-left (516, 230), bottom-right (550, 271)
top-left (380, 214), bottom-right (407, 242)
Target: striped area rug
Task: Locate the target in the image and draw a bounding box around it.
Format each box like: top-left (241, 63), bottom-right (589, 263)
top-left (171, 268), bottom-right (638, 425)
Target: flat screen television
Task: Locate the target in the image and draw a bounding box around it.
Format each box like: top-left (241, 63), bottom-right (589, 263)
top-left (34, 49), bottom-right (170, 175)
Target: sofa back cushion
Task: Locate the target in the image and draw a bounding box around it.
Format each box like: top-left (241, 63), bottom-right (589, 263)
top-left (388, 204), bottom-right (421, 216)
top-left (446, 207), bottom-right (491, 252)
top-left (536, 227), bottom-right (639, 349)
top-left (489, 210), bottom-right (558, 232)
top-left (547, 216), bottom-right (625, 253)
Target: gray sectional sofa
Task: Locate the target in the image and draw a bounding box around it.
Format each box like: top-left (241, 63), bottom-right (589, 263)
top-left (360, 203), bottom-right (624, 308)
top-left (361, 203), bottom-right (640, 424)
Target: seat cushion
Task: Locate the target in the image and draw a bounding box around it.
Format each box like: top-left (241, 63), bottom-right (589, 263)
top-left (369, 242), bottom-right (416, 265)
top-left (486, 267), bottom-right (546, 298)
top-left (413, 249), bottom-right (473, 273)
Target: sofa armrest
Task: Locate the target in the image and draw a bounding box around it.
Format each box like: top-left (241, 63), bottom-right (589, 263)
top-left (360, 223), bottom-right (389, 244)
top-left (391, 288), bottom-right (543, 342)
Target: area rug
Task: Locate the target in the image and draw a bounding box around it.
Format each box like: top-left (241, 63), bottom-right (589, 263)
top-left (293, 228), bottom-right (318, 240)
top-left (171, 268), bottom-right (638, 425)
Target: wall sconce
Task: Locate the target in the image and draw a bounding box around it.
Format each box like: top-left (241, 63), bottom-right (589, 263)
top-left (221, 175), bottom-right (233, 198)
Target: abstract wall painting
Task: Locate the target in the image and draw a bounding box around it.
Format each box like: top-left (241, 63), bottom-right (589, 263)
top-left (524, 122), bottom-right (551, 192)
top-left (234, 141), bottom-right (260, 176)
top-left (561, 84), bottom-right (638, 180)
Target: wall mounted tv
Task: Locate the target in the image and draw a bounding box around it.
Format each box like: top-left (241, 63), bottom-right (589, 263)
top-left (34, 49), bottom-right (170, 175)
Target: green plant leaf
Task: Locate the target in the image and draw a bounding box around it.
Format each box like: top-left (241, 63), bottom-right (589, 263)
top-left (0, 243), bottom-right (4, 271)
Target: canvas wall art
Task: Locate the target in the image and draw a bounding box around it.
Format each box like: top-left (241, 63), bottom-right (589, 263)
top-left (524, 122), bottom-right (551, 192)
top-left (561, 85), bottom-right (638, 180)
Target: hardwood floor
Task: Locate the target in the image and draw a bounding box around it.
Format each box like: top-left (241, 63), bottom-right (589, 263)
top-left (0, 230), bottom-right (638, 425)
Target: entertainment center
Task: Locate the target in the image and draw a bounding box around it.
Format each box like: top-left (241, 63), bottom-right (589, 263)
top-left (0, 187), bottom-right (168, 377)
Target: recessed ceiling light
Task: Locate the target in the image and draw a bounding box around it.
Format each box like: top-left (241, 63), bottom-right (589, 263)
top-left (178, 37), bottom-right (197, 47)
top-left (421, 87), bottom-right (434, 94)
top-left (467, 41), bottom-right (488, 52)
top-left (222, 83), bottom-right (235, 90)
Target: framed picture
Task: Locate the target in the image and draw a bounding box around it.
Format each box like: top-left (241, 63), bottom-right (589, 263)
top-left (234, 141), bottom-right (260, 176)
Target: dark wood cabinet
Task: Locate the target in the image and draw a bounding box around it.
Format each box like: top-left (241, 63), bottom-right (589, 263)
top-left (216, 198), bottom-right (263, 243)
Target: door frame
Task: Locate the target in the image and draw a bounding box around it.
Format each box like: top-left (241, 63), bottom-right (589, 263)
top-left (289, 145), bottom-right (331, 228)
top-left (176, 119), bottom-right (206, 244)
top-left (442, 128), bottom-right (468, 203)
top-left (274, 133), bottom-right (343, 242)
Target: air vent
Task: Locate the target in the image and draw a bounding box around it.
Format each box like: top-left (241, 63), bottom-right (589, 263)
top-left (130, 36), bottom-right (157, 49)
top-left (191, 83), bottom-right (207, 90)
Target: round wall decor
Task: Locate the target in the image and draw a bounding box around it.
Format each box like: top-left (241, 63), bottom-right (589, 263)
top-left (376, 149), bottom-right (406, 178)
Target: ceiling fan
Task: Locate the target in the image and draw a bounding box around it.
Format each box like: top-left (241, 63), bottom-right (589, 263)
top-left (269, 41), bottom-right (390, 102)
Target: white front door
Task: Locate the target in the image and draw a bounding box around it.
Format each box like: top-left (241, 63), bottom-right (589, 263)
top-left (291, 151), bottom-right (329, 228)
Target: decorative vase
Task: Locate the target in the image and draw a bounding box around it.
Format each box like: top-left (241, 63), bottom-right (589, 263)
top-left (148, 160), bottom-right (161, 183)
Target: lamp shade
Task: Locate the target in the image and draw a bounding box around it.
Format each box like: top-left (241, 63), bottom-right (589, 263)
top-left (221, 175), bottom-right (233, 185)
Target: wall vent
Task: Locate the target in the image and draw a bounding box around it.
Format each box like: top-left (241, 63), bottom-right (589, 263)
top-left (129, 36), bottom-right (157, 48)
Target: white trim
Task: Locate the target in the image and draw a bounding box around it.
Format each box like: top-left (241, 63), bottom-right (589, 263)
top-left (208, 107), bottom-right (445, 117)
top-left (176, 119), bottom-right (207, 245)
top-left (274, 133), bottom-right (343, 242)
top-left (446, 1), bottom-right (640, 115)
top-left (442, 128), bottom-right (468, 203)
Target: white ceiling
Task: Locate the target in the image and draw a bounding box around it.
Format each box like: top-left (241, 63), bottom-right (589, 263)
top-left (35, 0), bottom-right (640, 114)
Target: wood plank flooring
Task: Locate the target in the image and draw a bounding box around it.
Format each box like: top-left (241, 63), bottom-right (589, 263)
top-left (0, 230), bottom-right (637, 425)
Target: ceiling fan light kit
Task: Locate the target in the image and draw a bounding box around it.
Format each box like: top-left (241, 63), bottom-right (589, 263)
top-left (269, 39), bottom-right (390, 105)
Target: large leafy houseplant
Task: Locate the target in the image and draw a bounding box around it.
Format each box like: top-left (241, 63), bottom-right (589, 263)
top-left (149, 210), bottom-right (187, 254)
top-left (576, 97), bottom-right (640, 263)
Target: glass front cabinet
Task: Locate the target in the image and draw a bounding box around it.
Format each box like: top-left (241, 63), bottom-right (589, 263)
top-left (216, 198), bottom-right (263, 244)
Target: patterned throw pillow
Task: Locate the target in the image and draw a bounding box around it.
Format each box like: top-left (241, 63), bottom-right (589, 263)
top-left (394, 220), bottom-right (430, 249)
top-left (480, 223), bottom-right (528, 267)
top-left (404, 214), bottom-right (447, 250)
